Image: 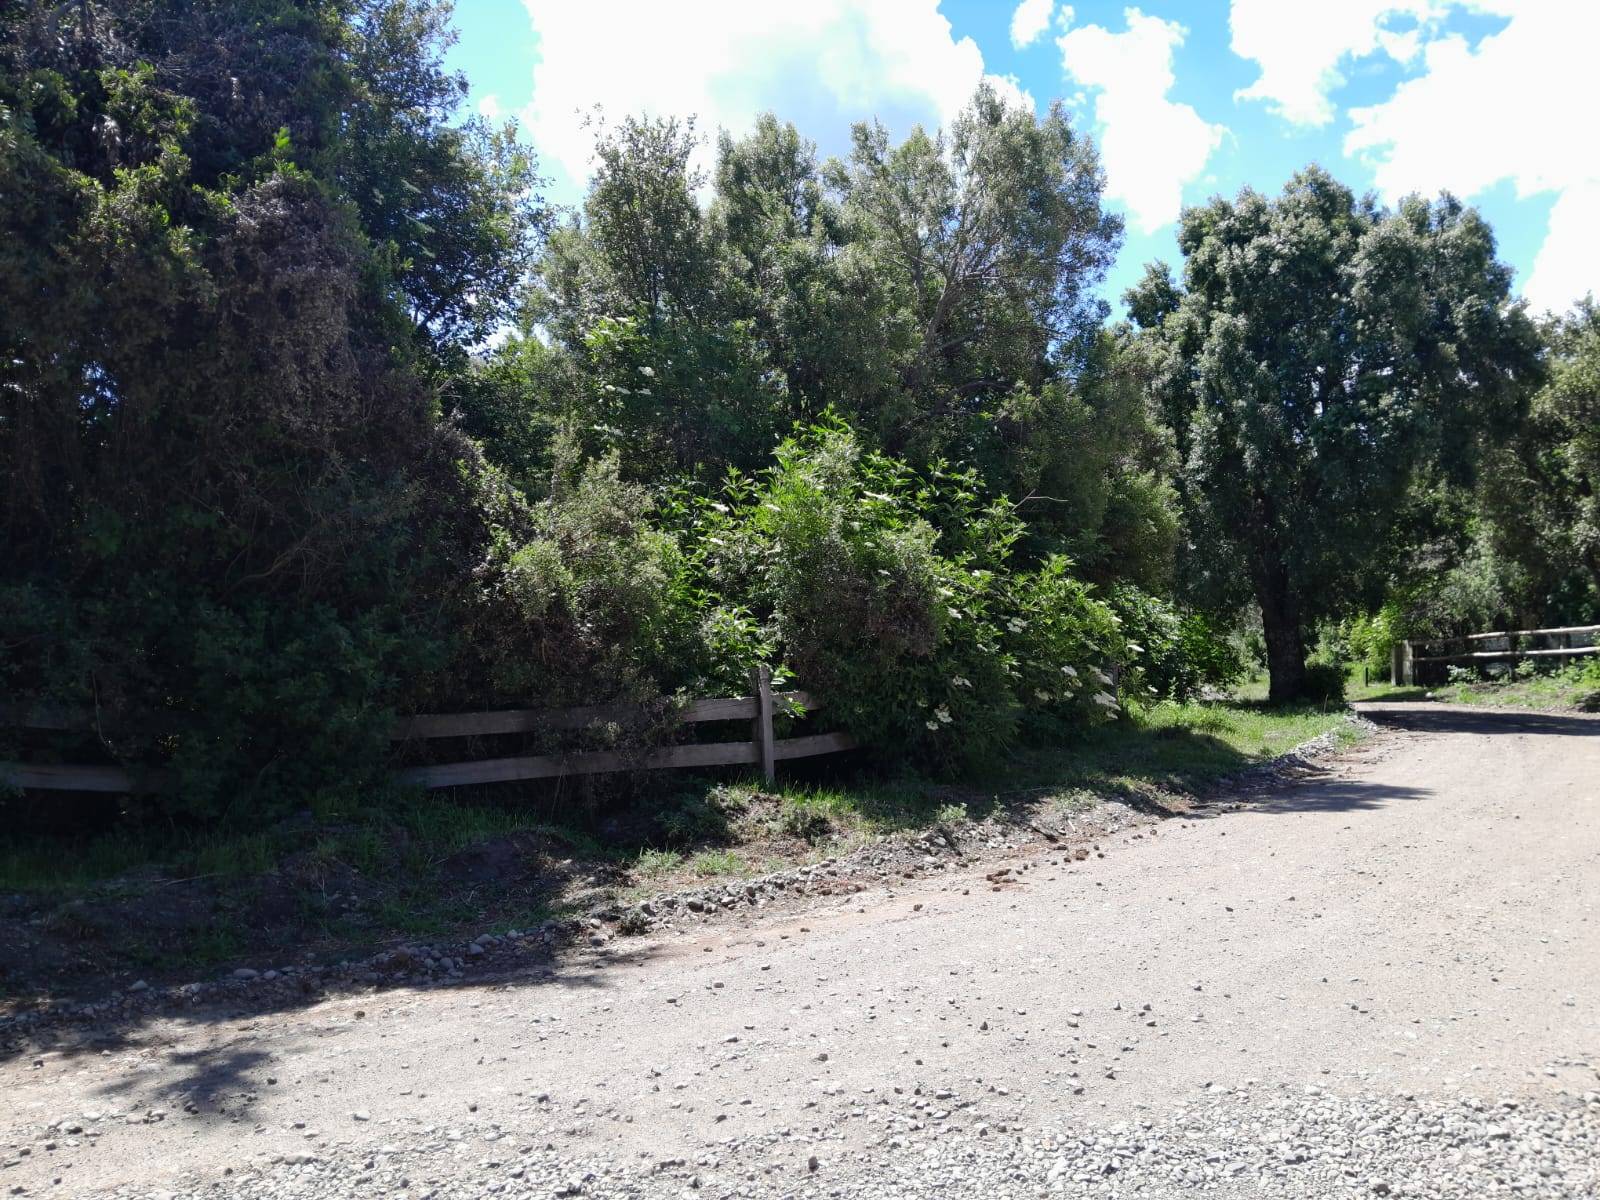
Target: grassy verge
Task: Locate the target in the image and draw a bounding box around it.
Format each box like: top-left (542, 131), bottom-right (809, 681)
top-left (2, 698), bottom-right (1360, 895)
top-left (0, 797), bottom-right (601, 897)
top-left (0, 697), bottom-right (1363, 991)
top-left (1344, 660), bottom-right (1599, 709)
top-left (1231, 671), bottom-right (1427, 704)
top-left (1233, 662), bottom-right (1600, 710)
top-left (1413, 663), bottom-right (1600, 710)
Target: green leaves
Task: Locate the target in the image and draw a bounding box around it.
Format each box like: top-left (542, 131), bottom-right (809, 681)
top-left (662, 420), bottom-right (1123, 773)
top-left (1132, 167), bottom-right (1538, 699)
top-left (0, 1), bottom-right (552, 820)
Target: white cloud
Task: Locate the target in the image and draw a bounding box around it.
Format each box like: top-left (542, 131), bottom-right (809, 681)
top-left (1057, 8), bottom-right (1225, 234)
top-left (477, 94), bottom-right (504, 122)
top-left (1010, 0), bottom-right (1053, 49)
top-left (520, 0), bottom-right (1032, 199)
top-left (1229, 0), bottom-right (1444, 127)
top-left (1343, 3), bottom-right (1600, 312)
top-left (1528, 185), bottom-right (1600, 315)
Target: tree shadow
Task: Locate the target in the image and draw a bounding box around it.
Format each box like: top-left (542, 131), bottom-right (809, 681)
top-left (1358, 703), bottom-right (1600, 738)
top-left (0, 936), bottom-right (661, 1071)
top-left (1208, 774), bottom-right (1433, 816)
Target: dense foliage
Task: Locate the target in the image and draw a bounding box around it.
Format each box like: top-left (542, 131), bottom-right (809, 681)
top-left (680, 422), bottom-right (1127, 773)
top-left (1128, 169), bottom-right (1541, 700)
top-left (1477, 302), bottom-right (1600, 619)
top-left (0, 0), bottom-right (546, 817)
top-left (1, 2), bottom-right (1590, 827)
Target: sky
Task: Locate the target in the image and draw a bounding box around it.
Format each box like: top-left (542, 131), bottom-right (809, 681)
top-left (445, 0), bottom-right (1597, 317)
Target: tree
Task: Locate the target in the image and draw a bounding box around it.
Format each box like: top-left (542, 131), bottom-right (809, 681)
top-left (1531, 301), bottom-right (1600, 603)
top-left (0, 0), bottom-right (545, 816)
top-left (1128, 168), bottom-right (1540, 702)
top-left (1478, 299), bottom-right (1600, 618)
top-left (826, 83), bottom-right (1121, 457)
top-left (526, 114), bottom-right (785, 478)
top-left (521, 86), bottom-right (1126, 504)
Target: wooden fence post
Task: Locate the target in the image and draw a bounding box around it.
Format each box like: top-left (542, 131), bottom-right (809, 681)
top-left (751, 664), bottom-right (775, 784)
top-left (1391, 640), bottom-right (1416, 686)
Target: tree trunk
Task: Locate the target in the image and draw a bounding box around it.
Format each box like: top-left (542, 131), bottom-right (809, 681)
top-left (1257, 567), bottom-right (1308, 705)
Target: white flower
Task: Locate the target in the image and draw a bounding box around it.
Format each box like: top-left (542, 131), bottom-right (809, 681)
top-left (1034, 689), bottom-right (1053, 702)
top-left (950, 675), bottom-right (971, 688)
top-left (925, 719), bottom-right (941, 731)
top-left (1093, 691), bottom-right (1119, 709)
top-left (934, 705), bottom-right (953, 724)
top-left (1092, 667), bottom-right (1113, 686)
top-left (1061, 665), bottom-right (1079, 678)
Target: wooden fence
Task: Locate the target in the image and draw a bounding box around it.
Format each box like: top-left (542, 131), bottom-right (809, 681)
top-left (0, 667), bottom-right (856, 794)
top-left (1391, 623), bottom-right (1599, 686)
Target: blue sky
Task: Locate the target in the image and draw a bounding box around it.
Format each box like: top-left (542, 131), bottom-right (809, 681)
top-left (445, 1), bottom-right (1595, 316)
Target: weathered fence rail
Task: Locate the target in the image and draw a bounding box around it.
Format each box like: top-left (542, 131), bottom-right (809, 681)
top-left (0, 667), bottom-right (856, 794)
top-left (1392, 624), bottom-right (1599, 685)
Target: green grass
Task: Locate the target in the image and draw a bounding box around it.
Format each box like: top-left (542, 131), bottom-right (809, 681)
top-left (0, 698), bottom-right (1366, 920)
top-left (687, 848), bottom-right (747, 876)
top-left (0, 825), bottom-right (274, 895)
top-left (1235, 667), bottom-right (1430, 705)
top-left (632, 847), bottom-right (684, 879)
top-left (0, 794), bottom-right (599, 897)
top-left (1243, 658), bottom-right (1600, 711)
top-left (5, 697), bottom-right (1355, 899)
top-left (637, 697), bottom-right (1363, 882)
top-left (1417, 661), bottom-right (1600, 711)
top-left (1345, 681), bottom-right (1430, 702)
top-left (999, 698), bottom-right (1361, 800)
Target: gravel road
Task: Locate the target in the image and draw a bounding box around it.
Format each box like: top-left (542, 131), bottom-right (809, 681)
top-left (2, 702), bottom-right (1597, 1199)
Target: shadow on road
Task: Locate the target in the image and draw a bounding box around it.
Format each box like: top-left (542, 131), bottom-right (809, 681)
top-left (1357, 704), bottom-right (1600, 738)
top-left (1227, 777), bottom-right (1432, 816)
top-left (0, 940), bottom-right (659, 1077)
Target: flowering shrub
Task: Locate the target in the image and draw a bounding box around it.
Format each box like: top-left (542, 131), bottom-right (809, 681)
top-left (684, 420), bottom-right (1125, 773)
top-left (1108, 585), bottom-right (1243, 701)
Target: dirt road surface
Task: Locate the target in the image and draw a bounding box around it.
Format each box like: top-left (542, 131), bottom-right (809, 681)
top-left (2, 703), bottom-right (1597, 1198)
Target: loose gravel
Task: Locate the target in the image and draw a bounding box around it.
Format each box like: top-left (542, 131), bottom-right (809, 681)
top-left (2, 704), bottom-right (1596, 1200)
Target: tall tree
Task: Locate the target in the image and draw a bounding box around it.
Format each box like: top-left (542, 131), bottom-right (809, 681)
top-left (1478, 299), bottom-right (1600, 617)
top-left (1129, 168), bottom-right (1539, 701)
top-left (519, 85), bottom-right (1125, 502)
top-left (827, 83), bottom-right (1121, 457)
top-left (527, 114), bottom-right (783, 477)
top-left (0, 0), bottom-right (544, 814)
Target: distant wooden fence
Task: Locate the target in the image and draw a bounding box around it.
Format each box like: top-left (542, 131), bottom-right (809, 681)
top-left (1392, 624), bottom-right (1599, 686)
top-left (0, 667), bottom-right (856, 794)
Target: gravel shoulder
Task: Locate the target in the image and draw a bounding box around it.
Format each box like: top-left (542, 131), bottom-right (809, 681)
top-left (1, 702), bottom-right (1596, 1198)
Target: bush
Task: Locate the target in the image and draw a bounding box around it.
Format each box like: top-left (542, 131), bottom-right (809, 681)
top-left (1300, 661), bottom-right (1348, 705)
top-left (1335, 599), bottom-right (1419, 679)
top-left (1109, 586), bottom-right (1243, 701)
top-left (1575, 657), bottom-right (1600, 711)
top-left (1008, 556), bottom-right (1126, 722)
top-left (688, 420), bottom-right (1124, 773)
top-left (458, 440), bottom-right (698, 709)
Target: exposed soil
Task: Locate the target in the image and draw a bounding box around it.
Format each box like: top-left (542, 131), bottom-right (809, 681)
top-left (1, 724), bottom-right (1307, 1011)
top-left (0, 703), bottom-right (1595, 1199)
